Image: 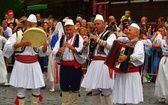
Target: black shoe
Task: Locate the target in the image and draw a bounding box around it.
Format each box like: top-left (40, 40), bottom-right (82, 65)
top-left (41, 85), bottom-right (47, 89)
top-left (86, 91), bottom-right (92, 96)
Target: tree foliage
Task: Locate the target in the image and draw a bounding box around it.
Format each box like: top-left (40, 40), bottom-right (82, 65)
top-left (0, 0), bottom-right (24, 24)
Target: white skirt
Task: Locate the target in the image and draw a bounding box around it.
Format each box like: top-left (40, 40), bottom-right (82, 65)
top-left (0, 50), bottom-right (8, 83)
top-left (47, 52), bottom-right (60, 84)
top-left (113, 72), bottom-right (143, 104)
top-left (81, 60), bottom-right (113, 89)
top-left (155, 56), bottom-right (168, 98)
top-left (9, 60), bottom-right (45, 88)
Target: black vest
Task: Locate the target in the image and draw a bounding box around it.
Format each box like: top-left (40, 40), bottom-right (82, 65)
top-left (60, 34), bottom-right (79, 48)
top-left (89, 30), bottom-right (111, 59)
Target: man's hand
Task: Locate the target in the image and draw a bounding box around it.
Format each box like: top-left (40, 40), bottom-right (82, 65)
top-left (57, 47), bottom-right (64, 56)
top-left (90, 35), bottom-right (98, 41)
top-left (118, 54), bottom-right (128, 62)
top-left (64, 42), bottom-right (73, 50)
top-left (64, 42), bottom-right (77, 53)
top-left (20, 40), bottom-right (31, 47)
top-left (83, 38), bottom-right (89, 46)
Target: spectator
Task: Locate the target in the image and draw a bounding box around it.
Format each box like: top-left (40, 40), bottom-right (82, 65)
top-left (79, 27), bottom-right (86, 39)
top-left (2, 20), bottom-right (12, 39)
top-left (165, 16), bottom-right (168, 28)
top-left (156, 17), bottom-right (167, 31)
top-left (4, 12), bottom-right (9, 21)
top-left (120, 10), bottom-right (131, 23)
top-left (6, 10), bottom-right (19, 30)
top-left (36, 13), bottom-right (43, 27)
top-left (81, 19), bottom-right (87, 28)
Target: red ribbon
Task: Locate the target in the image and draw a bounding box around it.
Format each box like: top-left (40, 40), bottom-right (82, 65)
top-left (14, 96), bottom-right (19, 105)
top-left (39, 94), bottom-right (43, 102)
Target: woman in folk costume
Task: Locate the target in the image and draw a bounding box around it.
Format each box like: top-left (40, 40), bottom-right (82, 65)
top-left (139, 30), bottom-right (152, 83)
top-left (150, 27), bottom-right (165, 81)
top-left (47, 22), bottom-right (64, 92)
top-left (154, 27), bottom-right (168, 103)
top-left (3, 14), bottom-right (51, 105)
top-left (53, 19), bottom-right (86, 105)
top-left (0, 26), bottom-right (8, 85)
top-left (81, 14), bottom-right (116, 105)
top-left (113, 23), bottom-right (144, 105)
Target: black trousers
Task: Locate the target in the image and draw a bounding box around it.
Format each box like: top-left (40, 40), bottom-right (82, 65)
top-left (60, 65), bottom-right (82, 92)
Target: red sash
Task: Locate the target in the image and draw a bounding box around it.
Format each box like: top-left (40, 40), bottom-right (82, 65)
top-left (92, 56), bottom-right (106, 60)
top-left (118, 66), bottom-right (140, 73)
top-left (61, 60), bottom-right (81, 69)
top-left (16, 55), bottom-right (38, 64)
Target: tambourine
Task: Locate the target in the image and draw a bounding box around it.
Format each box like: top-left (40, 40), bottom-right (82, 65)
top-left (22, 27), bottom-right (47, 48)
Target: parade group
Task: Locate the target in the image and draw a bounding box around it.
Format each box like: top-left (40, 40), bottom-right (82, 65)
top-left (0, 9), bottom-right (168, 105)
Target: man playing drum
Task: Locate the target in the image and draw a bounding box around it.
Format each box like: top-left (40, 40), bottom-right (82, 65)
top-left (3, 14), bottom-right (51, 105)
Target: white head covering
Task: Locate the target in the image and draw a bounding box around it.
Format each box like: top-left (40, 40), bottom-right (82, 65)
top-left (94, 14), bottom-right (104, 22)
top-left (62, 17), bottom-right (69, 23)
top-left (130, 23), bottom-right (140, 30)
top-left (27, 14), bottom-right (37, 23)
top-left (64, 19), bottom-right (74, 26)
top-left (54, 22), bottom-right (64, 38)
top-left (76, 16), bottom-right (82, 21)
top-left (62, 18), bottom-right (68, 23)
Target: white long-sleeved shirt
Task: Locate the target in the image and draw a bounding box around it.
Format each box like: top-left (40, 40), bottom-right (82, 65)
top-left (53, 33), bottom-right (85, 63)
top-left (3, 32), bottom-right (51, 58)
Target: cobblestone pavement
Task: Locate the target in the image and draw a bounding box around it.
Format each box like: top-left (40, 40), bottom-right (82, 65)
top-left (0, 76), bottom-right (166, 105)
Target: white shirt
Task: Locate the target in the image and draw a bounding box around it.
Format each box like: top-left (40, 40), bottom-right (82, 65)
top-left (53, 34), bottom-right (84, 61)
top-left (141, 39), bottom-right (152, 51)
top-left (2, 27), bottom-right (12, 38)
top-left (161, 39), bottom-right (168, 55)
top-left (0, 36), bottom-right (7, 50)
top-left (153, 34), bottom-right (162, 44)
top-left (3, 32), bottom-right (51, 58)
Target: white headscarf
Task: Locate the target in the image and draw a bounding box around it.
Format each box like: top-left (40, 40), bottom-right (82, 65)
top-left (53, 22), bottom-right (65, 38)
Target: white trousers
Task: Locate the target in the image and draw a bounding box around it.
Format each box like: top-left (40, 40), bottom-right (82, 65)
top-left (17, 88), bottom-right (40, 97)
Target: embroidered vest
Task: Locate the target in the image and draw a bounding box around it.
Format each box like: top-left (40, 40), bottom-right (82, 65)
top-left (89, 30), bottom-right (111, 59)
top-left (14, 30), bottom-right (38, 53)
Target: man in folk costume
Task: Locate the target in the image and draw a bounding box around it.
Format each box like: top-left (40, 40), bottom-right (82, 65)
top-left (53, 19), bottom-right (85, 105)
top-left (112, 23), bottom-right (144, 105)
top-left (3, 14), bottom-right (51, 105)
top-left (81, 14), bottom-right (116, 105)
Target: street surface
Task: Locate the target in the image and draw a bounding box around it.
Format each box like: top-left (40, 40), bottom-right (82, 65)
top-left (0, 75), bottom-right (166, 105)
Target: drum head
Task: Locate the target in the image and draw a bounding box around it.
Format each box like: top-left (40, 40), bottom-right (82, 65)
top-left (23, 27), bottom-right (47, 48)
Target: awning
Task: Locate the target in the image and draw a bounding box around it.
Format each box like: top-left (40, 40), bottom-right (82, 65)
top-left (27, 4), bottom-right (48, 10)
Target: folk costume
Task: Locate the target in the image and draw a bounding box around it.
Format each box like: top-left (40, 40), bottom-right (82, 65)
top-left (112, 23), bottom-right (144, 104)
top-left (155, 39), bottom-right (168, 103)
top-left (53, 19), bottom-right (86, 105)
top-left (47, 22), bottom-right (64, 92)
top-left (151, 33), bottom-right (162, 74)
top-left (3, 14), bottom-right (51, 105)
top-left (81, 14), bottom-right (116, 105)
top-left (0, 36), bottom-right (8, 84)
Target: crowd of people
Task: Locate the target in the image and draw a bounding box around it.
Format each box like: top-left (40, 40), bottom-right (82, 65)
top-left (0, 9), bottom-right (168, 105)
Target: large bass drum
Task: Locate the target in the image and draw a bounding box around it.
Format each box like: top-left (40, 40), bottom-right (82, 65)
top-left (22, 27), bottom-right (47, 48)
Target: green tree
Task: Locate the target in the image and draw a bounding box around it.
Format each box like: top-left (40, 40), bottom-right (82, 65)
top-left (0, 0), bottom-right (24, 24)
